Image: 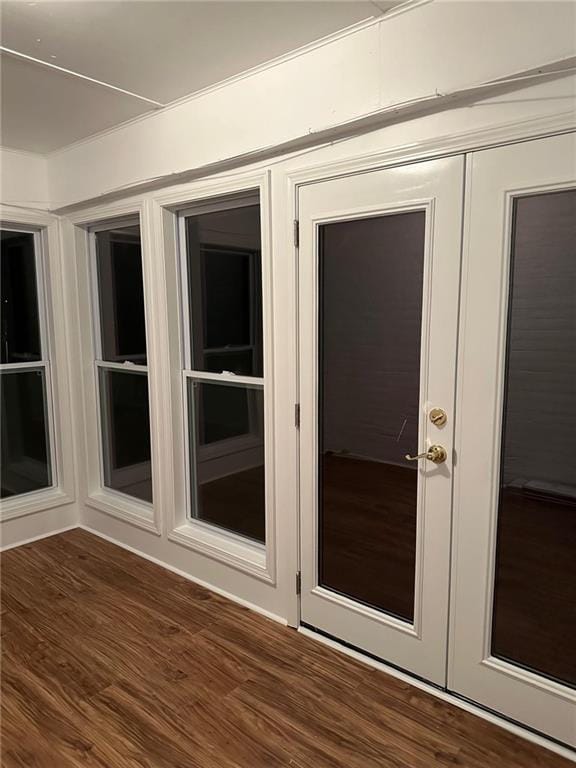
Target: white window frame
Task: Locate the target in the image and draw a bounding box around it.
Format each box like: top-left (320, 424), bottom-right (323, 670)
top-left (67, 201), bottom-right (160, 534)
top-left (0, 208), bottom-right (75, 521)
top-left (154, 173), bottom-right (276, 583)
top-left (89, 217), bottom-right (153, 506)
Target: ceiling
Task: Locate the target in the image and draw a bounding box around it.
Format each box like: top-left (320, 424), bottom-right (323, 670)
top-left (1, 0), bottom-right (399, 154)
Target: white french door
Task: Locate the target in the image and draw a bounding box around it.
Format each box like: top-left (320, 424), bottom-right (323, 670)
top-left (450, 133), bottom-right (576, 746)
top-left (298, 156), bottom-right (465, 685)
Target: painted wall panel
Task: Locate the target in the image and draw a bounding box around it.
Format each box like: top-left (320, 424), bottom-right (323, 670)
top-left (0, 148), bottom-right (50, 209)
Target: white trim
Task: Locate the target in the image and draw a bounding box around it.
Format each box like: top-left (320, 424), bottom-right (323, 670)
top-left (95, 360), bottom-right (148, 374)
top-left (68, 199), bottom-right (161, 533)
top-left (0, 487), bottom-right (73, 522)
top-left (78, 523), bottom-right (285, 623)
top-left (168, 522), bottom-right (270, 584)
top-left (51, 99), bottom-right (576, 215)
top-left (286, 113), bottom-right (576, 189)
top-left (298, 627), bottom-right (576, 764)
top-left (184, 370), bottom-right (264, 388)
top-left (85, 489), bottom-right (159, 534)
top-left (0, 523), bottom-right (78, 552)
top-left (154, 170), bottom-right (277, 586)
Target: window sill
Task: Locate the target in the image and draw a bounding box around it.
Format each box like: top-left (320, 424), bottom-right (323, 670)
top-left (169, 520), bottom-right (273, 583)
top-left (0, 486), bottom-right (75, 522)
top-left (85, 490), bottom-right (160, 535)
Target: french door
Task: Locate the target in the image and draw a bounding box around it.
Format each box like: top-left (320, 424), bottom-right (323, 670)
top-left (450, 132), bottom-right (576, 747)
top-left (297, 133), bottom-right (576, 746)
top-left (298, 156), bottom-right (465, 685)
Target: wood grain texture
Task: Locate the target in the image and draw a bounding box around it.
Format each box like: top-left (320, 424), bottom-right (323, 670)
top-left (1, 529), bottom-right (571, 767)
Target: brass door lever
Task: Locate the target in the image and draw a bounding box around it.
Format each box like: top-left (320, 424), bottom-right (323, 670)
top-left (405, 445), bottom-right (447, 464)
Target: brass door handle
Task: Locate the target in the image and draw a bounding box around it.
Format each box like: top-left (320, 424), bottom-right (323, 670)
top-left (405, 445), bottom-right (447, 464)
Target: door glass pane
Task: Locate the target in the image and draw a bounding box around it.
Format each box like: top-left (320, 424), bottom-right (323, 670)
top-left (492, 189), bottom-right (576, 687)
top-left (1, 230), bottom-right (41, 364)
top-left (188, 379), bottom-right (265, 542)
top-left (185, 204), bottom-right (263, 376)
top-left (1, 369), bottom-right (51, 497)
top-left (99, 368), bottom-right (152, 503)
top-left (318, 212), bottom-right (426, 622)
top-left (94, 225), bottom-right (147, 365)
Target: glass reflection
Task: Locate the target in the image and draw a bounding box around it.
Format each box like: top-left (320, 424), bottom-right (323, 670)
top-left (188, 379), bottom-right (265, 543)
top-left (318, 212), bottom-right (426, 622)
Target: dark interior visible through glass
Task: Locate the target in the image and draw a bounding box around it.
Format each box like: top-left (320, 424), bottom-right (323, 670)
top-left (94, 224), bottom-right (147, 365)
top-left (318, 211), bottom-right (426, 622)
top-left (98, 368), bottom-right (152, 504)
top-left (188, 379), bottom-right (265, 542)
top-left (491, 188), bottom-right (576, 688)
top-left (185, 203), bottom-right (263, 377)
top-left (1, 369), bottom-right (51, 498)
top-left (1, 230), bottom-right (41, 364)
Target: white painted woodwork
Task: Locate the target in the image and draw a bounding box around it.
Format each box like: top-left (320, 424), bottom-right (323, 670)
top-left (46, 1), bottom-right (576, 208)
top-left (298, 155), bottom-right (464, 685)
top-left (0, 148), bottom-right (49, 209)
top-left (450, 132), bottom-right (576, 747)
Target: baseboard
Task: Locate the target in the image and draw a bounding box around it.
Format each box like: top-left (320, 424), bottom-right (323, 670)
top-left (78, 524), bottom-right (287, 627)
top-left (299, 627), bottom-right (576, 763)
top-left (0, 524), bottom-right (79, 552)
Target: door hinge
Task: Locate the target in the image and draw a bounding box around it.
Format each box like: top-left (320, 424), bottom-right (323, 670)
top-left (296, 571), bottom-right (301, 595)
top-left (294, 403), bottom-right (301, 429)
top-left (293, 219), bottom-right (299, 248)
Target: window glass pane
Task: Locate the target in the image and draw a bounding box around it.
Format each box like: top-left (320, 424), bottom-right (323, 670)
top-left (99, 368), bottom-right (152, 503)
top-left (1, 230), bottom-right (41, 363)
top-left (492, 189), bottom-right (576, 687)
top-left (318, 212), bottom-right (426, 622)
top-left (185, 203), bottom-right (263, 376)
top-left (94, 224), bottom-right (147, 365)
top-left (1, 369), bottom-right (51, 498)
top-left (188, 379), bottom-right (265, 542)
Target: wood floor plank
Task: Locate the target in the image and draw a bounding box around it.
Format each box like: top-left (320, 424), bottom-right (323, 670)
top-left (1, 530), bottom-right (572, 768)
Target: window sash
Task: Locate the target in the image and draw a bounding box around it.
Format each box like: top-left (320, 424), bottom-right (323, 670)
top-left (88, 218), bottom-right (153, 504)
top-left (178, 195), bottom-right (266, 543)
top-left (0, 225), bottom-right (57, 498)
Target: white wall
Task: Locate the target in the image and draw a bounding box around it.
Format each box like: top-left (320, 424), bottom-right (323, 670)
top-left (49, 0), bottom-right (576, 209)
top-left (0, 148), bottom-right (50, 210)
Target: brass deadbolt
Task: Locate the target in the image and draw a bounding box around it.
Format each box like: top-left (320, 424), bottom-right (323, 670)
top-left (429, 407), bottom-right (447, 427)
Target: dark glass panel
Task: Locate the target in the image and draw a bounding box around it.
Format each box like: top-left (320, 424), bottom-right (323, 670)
top-left (185, 203), bottom-right (262, 376)
top-left (0, 230), bottom-right (41, 364)
top-left (1, 369), bottom-right (51, 497)
top-left (94, 225), bottom-right (147, 365)
top-left (492, 189), bottom-right (576, 687)
top-left (99, 368), bottom-right (152, 503)
top-left (318, 212), bottom-right (426, 622)
top-left (188, 380), bottom-right (265, 542)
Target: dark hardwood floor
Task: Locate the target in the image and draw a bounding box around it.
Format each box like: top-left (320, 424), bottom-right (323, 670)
top-left (1, 529), bottom-right (571, 767)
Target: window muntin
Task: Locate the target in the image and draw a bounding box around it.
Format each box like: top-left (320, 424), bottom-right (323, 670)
top-left (180, 194), bottom-right (265, 544)
top-left (92, 220), bottom-right (153, 504)
top-left (0, 228), bottom-right (54, 500)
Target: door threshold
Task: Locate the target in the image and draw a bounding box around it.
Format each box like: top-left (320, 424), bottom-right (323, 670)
top-left (298, 625), bottom-right (576, 763)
